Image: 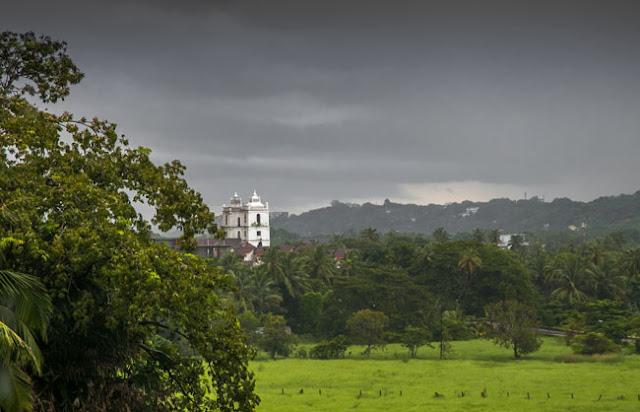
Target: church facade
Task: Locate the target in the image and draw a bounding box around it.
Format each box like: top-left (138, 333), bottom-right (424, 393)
top-left (221, 190), bottom-right (270, 247)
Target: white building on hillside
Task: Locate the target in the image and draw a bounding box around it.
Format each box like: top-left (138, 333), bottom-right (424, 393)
top-left (221, 190), bottom-right (270, 247)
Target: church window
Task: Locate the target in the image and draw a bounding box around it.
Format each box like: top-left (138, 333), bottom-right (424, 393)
top-left (237, 217), bottom-right (241, 227)
top-left (257, 231), bottom-right (261, 236)
top-left (237, 231), bottom-right (240, 238)
top-left (256, 214), bottom-right (261, 225)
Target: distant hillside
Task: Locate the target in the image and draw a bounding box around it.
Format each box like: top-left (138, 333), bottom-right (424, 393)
top-left (271, 191), bottom-right (640, 237)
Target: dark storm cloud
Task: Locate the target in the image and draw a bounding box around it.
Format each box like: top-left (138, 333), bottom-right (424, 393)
top-left (3, 1), bottom-right (640, 212)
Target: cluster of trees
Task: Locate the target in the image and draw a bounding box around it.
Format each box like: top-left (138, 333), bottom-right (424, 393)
top-left (1, 32), bottom-right (258, 411)
top-left (223, 225), bottom-right (640, 361)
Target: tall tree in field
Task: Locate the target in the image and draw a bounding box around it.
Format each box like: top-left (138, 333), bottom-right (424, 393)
top-left (1, 31), bottom-right (258, 411)
top-left (485, 300), bottom-right (541, 359)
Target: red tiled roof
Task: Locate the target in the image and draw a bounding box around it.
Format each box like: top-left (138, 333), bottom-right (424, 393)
top-left (333, 249), bottom-right (346, 259)
top-left (235, 243), bottom-right (256, 255)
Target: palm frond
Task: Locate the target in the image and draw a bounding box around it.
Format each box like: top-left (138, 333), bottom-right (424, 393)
top-left (0, 364), bottom-right (35, 412)
top-left (0, 269), bottom-right (52, 334)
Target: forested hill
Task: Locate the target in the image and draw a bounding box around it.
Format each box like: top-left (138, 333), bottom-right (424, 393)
top-left (271, 191), bottom-right (640, 237)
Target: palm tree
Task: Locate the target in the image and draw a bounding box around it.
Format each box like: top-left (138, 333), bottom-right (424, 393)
top-left (217, 251), bottom-right (245, 276)
top-left (488, 229), bottom-right (501, 245)
top-left (1, 204), bottom-right (52, 412)
top-left (1, 264), bottom-right (52, 412)
top-left (621, 247), bottom-right (640, 279)
top-left (525, 243), bottom-right (549, 295)
top-left (360, 227), bottom-right (379, 243)
top-left (261, 248), bottom-right (309, 299)
top-left (414, 245), bottom-right (434, 268)
top-left (0, 270), bottom-right (51, 411)
top-left (431, 227), bottom-right (450, 243)
top-left (261, 247), bottom-right (286, 284)
top-left (338, 250), bottom-right (361, 277)
top-left (546, 253), bottom-right (590, 306)
top-left (585, 263), bottom-right (626, 301)
top-left (299, 245), bottom-right (336, 285)
top-left (233, 269), bottom-right (282, 314)
top-left (584, 242), bottom-right (606, 267)
top-left (471, 228), bottom-right (485, 243)
top-left (508, 234), bottom-right (524, 251)
top-left (456, 250), bottom-right (482, 305)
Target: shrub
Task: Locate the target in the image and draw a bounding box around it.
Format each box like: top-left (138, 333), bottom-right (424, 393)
top-left (570, 332), bottom-right (621, 355)
top-left (309, 336), bottom-right (349, 359)
top-left (295, 346), bottom-right (308, 359)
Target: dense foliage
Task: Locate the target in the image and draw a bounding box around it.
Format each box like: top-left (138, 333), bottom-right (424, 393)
top-left (1, 31), bottom-right (258, 411)
top-left (225, 225), bottom-right (640, 360)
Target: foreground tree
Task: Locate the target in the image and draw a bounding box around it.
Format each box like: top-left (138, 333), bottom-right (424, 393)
top-left (1, 234), bottom-right (52, 412)
top-left (1, 31), bottom-right (258, 411)
top-left (485, 300), bottom-right (541, 359)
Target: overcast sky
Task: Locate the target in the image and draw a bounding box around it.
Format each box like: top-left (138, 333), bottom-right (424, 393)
top-left (3, 1), bottom-right (640, 214)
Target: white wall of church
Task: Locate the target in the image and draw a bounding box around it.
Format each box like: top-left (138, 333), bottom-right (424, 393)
top-left (221, 191), bottom-right (270, 247)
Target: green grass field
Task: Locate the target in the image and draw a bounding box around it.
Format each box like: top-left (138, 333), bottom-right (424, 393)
top-left (252, 338), bottom-right (640, 411)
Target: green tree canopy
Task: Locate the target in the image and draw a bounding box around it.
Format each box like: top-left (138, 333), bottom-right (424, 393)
top-left (485, 300), bottom-right (542, 359)
top-left (1, 31), bottom-right (258, 411)
top-left (346, 309), bottom-right (390, 356)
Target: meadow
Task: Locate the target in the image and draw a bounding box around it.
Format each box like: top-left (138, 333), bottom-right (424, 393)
top-left (252, 337), bottom-right (640, 412)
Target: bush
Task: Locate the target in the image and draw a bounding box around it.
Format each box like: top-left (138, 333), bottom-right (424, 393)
top-left (570, 332), bottom-right (621, 355)
top-left (294, 346), bottom-right (308, 359)
top-left (431, 319), bottom-right (473, 341)
top-left (309, 336), bottom-right (349, 359)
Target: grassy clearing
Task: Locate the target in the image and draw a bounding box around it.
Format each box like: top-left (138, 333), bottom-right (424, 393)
top-left (252, 337), bottom-right (640, 411)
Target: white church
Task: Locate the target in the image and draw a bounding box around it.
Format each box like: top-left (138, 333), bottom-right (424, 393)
top-left (221, 190), bottom-right (270, 248)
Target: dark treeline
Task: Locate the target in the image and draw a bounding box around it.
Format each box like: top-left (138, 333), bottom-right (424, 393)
top-left (220, 227), bottom-right (640, 359)
top-left (271, 195), bottom-right (640, 241)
